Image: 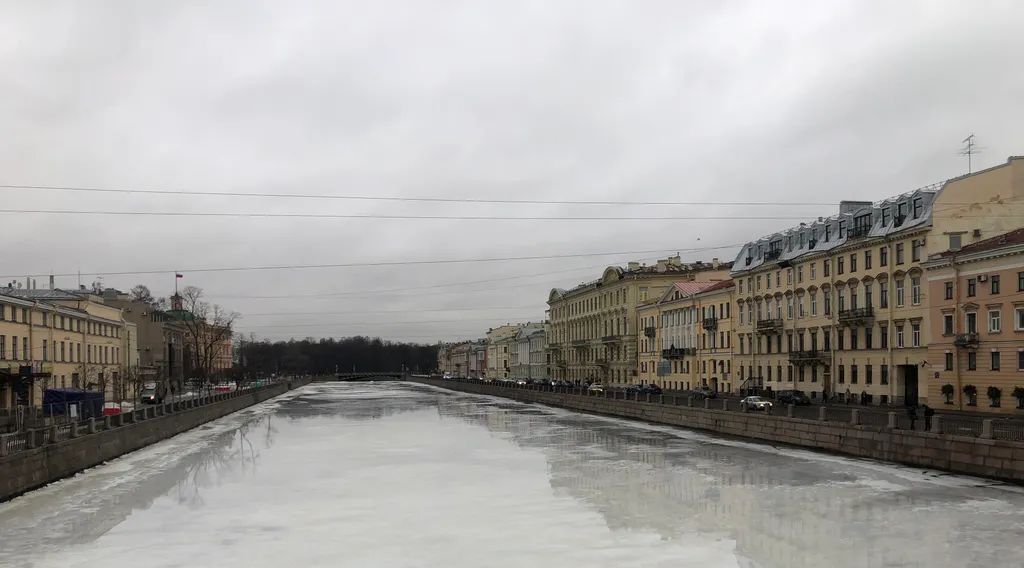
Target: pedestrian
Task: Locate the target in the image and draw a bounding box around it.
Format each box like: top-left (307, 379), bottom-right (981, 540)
top-left (822, 389), bottom-right (827, 404)
top-left (861, 390), bottom-right (868, 405)
top-left (922, 404), bottom-right (935, 431)
top-left (845, 388), bottom-right (851, 404)
top-left (906, 405), bottom-right (918, 430)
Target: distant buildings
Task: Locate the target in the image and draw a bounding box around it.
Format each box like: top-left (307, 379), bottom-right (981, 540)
top-left (449, 155), bottom-right (1024, 415)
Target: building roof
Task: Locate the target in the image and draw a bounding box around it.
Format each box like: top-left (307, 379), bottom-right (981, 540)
top-left (549, 257), bottom-right (733, 302)
top-left (939, 228), bottom-right (1024, 257)
top-left (698, 279), bottom-right (736, 294)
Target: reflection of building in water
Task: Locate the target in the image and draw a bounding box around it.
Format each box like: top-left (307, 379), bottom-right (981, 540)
top-left (0, 414), bottom-right (275, 560)
top-left (435, 395), bottom-right (966, 568)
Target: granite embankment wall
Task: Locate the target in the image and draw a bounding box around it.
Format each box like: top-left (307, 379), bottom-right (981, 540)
top-left (413, 378), bottom-right (1024, 483)
top-left (0, 378), bottom-right (313, 501)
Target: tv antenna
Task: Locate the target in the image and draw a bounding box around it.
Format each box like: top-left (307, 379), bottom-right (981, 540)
top-left (959, 134), bottom-right (979, 174)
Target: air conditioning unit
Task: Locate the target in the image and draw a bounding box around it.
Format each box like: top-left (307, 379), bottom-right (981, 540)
top-left (978, 275), bottom-right (988, 282)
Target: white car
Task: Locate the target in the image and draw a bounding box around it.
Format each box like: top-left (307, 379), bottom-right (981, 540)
top-left (587, 383), bottom-right (605, 394)
top-left (740, 396), bottom-right (773, 412)
top-left (442, 373), bottom-right (453, 380)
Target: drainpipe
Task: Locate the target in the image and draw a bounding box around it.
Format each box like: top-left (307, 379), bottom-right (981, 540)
top-left (885, 238), bottom-right (895, 404)
top-left (952, 256), bottom-right (962, 410)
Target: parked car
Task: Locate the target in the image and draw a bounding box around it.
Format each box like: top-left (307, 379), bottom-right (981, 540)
top-left (642, 384), bottom-right (663, 395)
top-left (740, 396), bottom-right (773, 412)
top-left (587, 383), bottom-right (605, 394)
top-left (442, 372), bottom-right (453, 380)
top-left (776, 390), bottom-right (811, 406)
top-left (693, 387), bottom-right (718, 400)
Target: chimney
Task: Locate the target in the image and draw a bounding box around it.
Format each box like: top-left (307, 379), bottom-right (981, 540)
top-left (49, 275), bottom-right (55, 290)
top-left (627, 261), bottom-right (640, 271)
top-left (712, 257), bottom-right (720, 270)
top-left (656, 259), bottom-right (668, 273)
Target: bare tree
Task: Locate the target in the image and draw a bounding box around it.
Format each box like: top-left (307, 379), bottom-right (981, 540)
top-left (176, 286), bottom-right (239, 387)
top-left (129, 284), bottom-right (156, 305)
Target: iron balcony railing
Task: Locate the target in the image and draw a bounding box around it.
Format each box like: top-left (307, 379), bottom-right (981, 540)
top-left (702, 317), bottom-right (718, 331)
top-left (756, 319), bottom-right (783, 333)
top-left (662, 347), bottom-right (687, 359)
top-left (571, 339), bottom-right (588, 347)
top-left (954, 333), bottom-right (980, 348)
top-left (764, 249), bottom-right (782, 261)
top-left (601, 335), bottom-right (620, 344)
top-left (595, 358), bottom-right (610, 367)
top-left (838, 307), bottom-right (874, 323)
top-left (789, 350), bottom-right (830, 365)
top-left (644, 326), bottom-right (656, 338)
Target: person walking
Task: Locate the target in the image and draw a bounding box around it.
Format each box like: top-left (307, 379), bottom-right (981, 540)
top-left (906, 404), bottom-right (918, 431)
top-left (922, 404), bottom-right (935, 431)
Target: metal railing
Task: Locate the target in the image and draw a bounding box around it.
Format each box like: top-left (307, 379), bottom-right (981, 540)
top-left (662, 347), bottom-right (687, 359)
top-left (940, 416), bottom-right (984, 437)
top-left (644, 327), bottom-right (656, 338)
top-left (838, 307), bottom-right (874, 323)
top-left (756, 319), bottom-right (783, 333)
top-left (848, 225), bottom-right (872, 239)
top-left (789, 350), bottom-right (829, 365)
top-left (954, 333), bottom-right (980, 348)
top-left (702, 317), bottom-right (718, 331)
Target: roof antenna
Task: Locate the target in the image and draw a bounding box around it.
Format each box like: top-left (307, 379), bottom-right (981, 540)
top-left (959, 134), bottom-right (980, 174)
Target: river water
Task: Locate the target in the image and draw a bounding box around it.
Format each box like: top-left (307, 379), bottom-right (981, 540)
top-left (2, 382), bottom-right (1023, 568)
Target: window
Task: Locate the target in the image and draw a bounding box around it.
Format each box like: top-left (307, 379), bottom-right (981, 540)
top-left (850, 253), bottom-right (857, 272)
top-left (989, 310), bottom-right (1001, 333)
top-left (866, 365), bottom-right (873, 384)
top-left (756, 275), bottom-right (762, 291)
top-left (881, 365), bottom-right (889, 385)
top-left (11, 336), bottom-right (17, 360)
top-left (880, 246), bottom-right (888, 266)
top-left (838, 289), bottom-right (845, 311)
top-left (896, 280), bottom-right (905, 307)
top-left (839, 365), bottom-right (845, 384)
top-left (1019, 271), bottom-right (1024, 292)
top-left (1016, 307), bottom-right (1024, 330)
top-left (810, 293), bottom-right (817, 316)
top-left (42, 339), bottom-right (48, 361)
top-left (849, 328), bottom-right (857, 350)
top-left (864, 283), bottom-right (873, 308)
top-left (864, 250), bottom-right (872, 270)
top-left (787, 297), bottom-right (793, 319)
top-left (991, 275), bottom-right (1001, 295)
top-left (911, 277), bottom-right (921, 305)
top-left (797, 265), bottom-right (804, 283)
top-left (949, 234), bottom-right (962, 250)
top-left (895, 243), bottom-right (904, 264)
top-left (787, 269), bottom-right (793, 285)
top-left (824, 260), bottom-right (830, 277)
top-left (851, 365), bottom-right (859, 384)
top-left (882, 208), bottom-right (890, 226)
top-left (776, 272), bottom-right (781, 287)
top-left (913, 197), bottom-right (922, 218)
top-left (896, 325), bottom-right (905, 348)
top-left (865, 327), bottom-right (873, 349)
top-left (838, 329), bottom-right (845, 350)
top-left (912, 323), bottom-right (921, 347)
top-left (967, 352), bottom-right (977, 371)
top-left (1019, 351), bottom-right (1024, 371)
top-left (967, 278), bottom-right (976, 297)
top-left (811, 263), bottom-right (816, 279)
top-left (824, 293), bottom-right (831, 316)
top-left (837, 256), bottom-right (844, 275)
top-left (944, 353), bottom-right (953, 371)
top-left (992, 352), bottom-right (1001, 371)
top-left (880, 281), bottom-right (889, 308)
top-left (966, 312), bottom-right (977, 334)
top-left (943, 313), bottom-right (954, 335)
top-left (912, 240), bottom-right (921, 262)
top-left (945, 282), bottom-right (953, 300)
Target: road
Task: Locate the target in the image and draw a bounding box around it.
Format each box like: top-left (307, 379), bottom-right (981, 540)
top-left (2, 381), bottom-right (1024, 567)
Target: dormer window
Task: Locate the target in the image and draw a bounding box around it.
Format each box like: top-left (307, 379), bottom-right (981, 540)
top-left (881, 207), bottom-right (890, 226)
top-left (896, 201), bottom-right (908, 225)
top-left (838, 220), bottom-right (846, 239)
top-left (912, 197), bottom-right (923, 219)
top-left (825, 225), bottom-right (832, 241)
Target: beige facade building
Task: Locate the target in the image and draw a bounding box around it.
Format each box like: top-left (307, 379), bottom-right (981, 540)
top-left (638, 280), bottom-right (736, 393)
top-left (925, 228), bottom-right (1024, 412)
top-left (486, 324), bottom-right (523, 380)
top-left (730, 156), bottom-right (1024, 405)
top-left (547, 256), bottom-right (731, 386)
top-left (0, 285), bottom-right (128, 408)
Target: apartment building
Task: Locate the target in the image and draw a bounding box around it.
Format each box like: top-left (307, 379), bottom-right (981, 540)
top-left (103, 294), bottom-right (187, 392)
top-left (511, 323), bottom-right (547, 380)
top-left (637, 280), bottom-right (736, 392)
top-left (547, 256), bottom-right (731, 385)
top-left (925, 228), bottom-right (1024, 413)
top-left (730, 156), bottom-right (1024, 406)
top-left (486, 324), bottom-right (523, 380)
top-left (0, 286), bottom-right (128, 408)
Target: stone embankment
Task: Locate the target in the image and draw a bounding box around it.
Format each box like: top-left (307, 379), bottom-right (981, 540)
top-left (413, 378), bottom-right (1024, 483)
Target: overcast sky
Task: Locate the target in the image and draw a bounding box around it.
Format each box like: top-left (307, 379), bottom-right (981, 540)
top-left (0, 0), bottom-right (1022, 343)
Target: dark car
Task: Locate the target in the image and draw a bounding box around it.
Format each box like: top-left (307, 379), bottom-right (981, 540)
top-left (693, 387), bottom-right (718, 400)
top-left (139, 387), bottom-right (163, 405)
top-left (776, 390), bottom-right (811, 406)
top-left (641, 384), bottom-right (663, 395)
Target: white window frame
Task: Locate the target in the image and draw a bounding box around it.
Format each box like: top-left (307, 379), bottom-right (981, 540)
top-left (912, 323), bottom-right (921, 347)
top-left (989, 309), bottom-right (1001, 333)
top-left (896, 326), bottom-right (905, 348)
top-left (911, 277), bottom-right (921, 306)
top-left (1016, 307), bottom-right (1024, 331)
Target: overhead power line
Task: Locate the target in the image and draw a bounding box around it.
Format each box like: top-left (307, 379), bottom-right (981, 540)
top-left (0, 243), bottom-right (740, 279)
top-left (243, 306), bottom-right (541, 317)
top-left (0, 183), bottom-right (837, 206)
top-left (0, 208), bottom-right (828, 221)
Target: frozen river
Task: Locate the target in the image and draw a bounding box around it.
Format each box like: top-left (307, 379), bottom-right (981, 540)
top-left (2, 382), bottom-right (1024, 568)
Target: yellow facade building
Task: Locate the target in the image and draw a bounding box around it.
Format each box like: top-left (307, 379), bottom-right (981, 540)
top-left (730, 156), bottom-right (1024, 405)
top-left (547, 256), bottom-right (731, 386)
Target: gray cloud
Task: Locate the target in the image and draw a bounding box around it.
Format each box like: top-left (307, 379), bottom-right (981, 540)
top-left (0, 0), bottom-right (1021, 341)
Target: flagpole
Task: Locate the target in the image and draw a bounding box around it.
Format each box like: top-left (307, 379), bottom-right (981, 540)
top-left (175, 271), bottom-right (179, 295)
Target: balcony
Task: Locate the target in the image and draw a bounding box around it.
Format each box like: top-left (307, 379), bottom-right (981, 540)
top-left (789, 350), bottom-right (830, 366)
top-left (545, 345), bottom-right (562, 352)
top-left (756, 319), bottom-right (783, 334)
top-left (601, 335), bottom-right (620, 344)
top-left (848, 224), bottom-right (871, 239)
top-left (644, 326), bottom-right (656, 338)
top-left (702, 317), bottom-right (717, 331)
top-left (662, 347), bottom-right (690, 359)
top-left (764, 249), bottom-right (782, 261)
top-left (571, 339), bottom-right (588, 348)
top-left (595, 358), bottom-right (610, 367)
top-left (954, 333), bottom-right (979, 348)
top-left (838, 307), bottom-right (874, 325)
